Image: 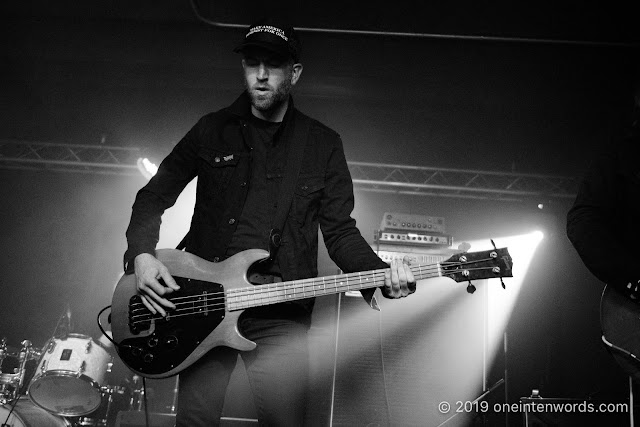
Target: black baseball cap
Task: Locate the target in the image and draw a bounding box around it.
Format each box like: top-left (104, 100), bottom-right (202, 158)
top-left (234, 18), bottom-right (301, 62)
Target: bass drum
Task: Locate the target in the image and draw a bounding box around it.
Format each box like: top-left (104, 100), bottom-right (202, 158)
top-left (28, 334), bottom-right (112, 416)
top-left (0, 397), bottom-right (69, 426)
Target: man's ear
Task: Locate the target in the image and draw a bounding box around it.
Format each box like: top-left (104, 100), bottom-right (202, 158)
top-left (291, 63), bottom-right (303, 86)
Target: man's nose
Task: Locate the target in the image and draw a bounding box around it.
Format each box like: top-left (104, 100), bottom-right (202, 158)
top-left (256, 63), bottom-right (268, 80)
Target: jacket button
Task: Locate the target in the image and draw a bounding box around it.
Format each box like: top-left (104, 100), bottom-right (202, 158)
top-left (228, 218), bottom-right (236, 224)
top-left (241, 182), bottom-right (247, 187)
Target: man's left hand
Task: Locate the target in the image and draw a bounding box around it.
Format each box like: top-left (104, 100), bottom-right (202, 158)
top-left (382, 256), bottom-right (416, 298)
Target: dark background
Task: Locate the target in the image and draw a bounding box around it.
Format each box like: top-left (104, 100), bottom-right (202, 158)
top-left (2, 1), bottom-right (639, 425)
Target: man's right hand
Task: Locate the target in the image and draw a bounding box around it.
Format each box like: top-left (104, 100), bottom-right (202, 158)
top-left (134, 253), bottom-right (180, 317)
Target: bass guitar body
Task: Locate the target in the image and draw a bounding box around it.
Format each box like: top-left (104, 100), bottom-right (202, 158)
top-left (111, 249), bottom-right (268, 379)
top-left (600, 284), bottom-right (640, 383)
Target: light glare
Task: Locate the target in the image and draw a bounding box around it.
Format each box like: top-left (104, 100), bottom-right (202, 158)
top-left (531, 230), bottom-right (544, 242)
top-left (136, 157), bottom-right (158, 180)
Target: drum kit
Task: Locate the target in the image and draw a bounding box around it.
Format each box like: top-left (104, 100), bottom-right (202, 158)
top-left (0, 333), bottom-right (144, 427)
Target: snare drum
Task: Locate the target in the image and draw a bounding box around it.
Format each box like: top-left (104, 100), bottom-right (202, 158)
top-left (0, 397), bottom-right (70, 427)
top-left (28, 334), bottom-right (112, 416)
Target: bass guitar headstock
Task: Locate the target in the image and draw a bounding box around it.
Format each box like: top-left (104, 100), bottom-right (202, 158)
top-left (441, 242), bottom-right (513, 293)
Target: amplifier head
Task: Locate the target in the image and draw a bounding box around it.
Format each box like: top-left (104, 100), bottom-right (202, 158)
top-left (380, 212), bottom-right (446, 234)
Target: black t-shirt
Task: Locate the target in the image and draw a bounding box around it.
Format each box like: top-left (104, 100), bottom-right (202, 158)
top-left (226, 114), bottom-right (285, 276)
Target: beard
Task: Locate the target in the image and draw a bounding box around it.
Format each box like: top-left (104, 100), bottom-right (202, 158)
top-left (245, 74), bottom-right (293, 113)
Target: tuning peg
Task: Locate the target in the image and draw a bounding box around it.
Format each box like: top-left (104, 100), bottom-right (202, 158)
top-left (490, 239), bottom-right (506, 289)
top-left (466, 281), bottom-right (476, 294)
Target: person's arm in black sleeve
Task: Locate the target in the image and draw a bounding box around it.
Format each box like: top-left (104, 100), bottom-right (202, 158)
top-left (567, 143), bottom-right (640, 298)
top-left (319, 133), bottom-right (414, 300)
top-left (318, 134), bottom-right (387, 272)
top-left (123, 118), bottom-right (204, 273)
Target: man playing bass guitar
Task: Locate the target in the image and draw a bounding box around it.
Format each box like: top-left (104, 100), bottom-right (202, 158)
top-left (123, 16), bottom-right (415, 427)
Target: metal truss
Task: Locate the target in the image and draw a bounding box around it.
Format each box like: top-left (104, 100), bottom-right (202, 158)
top-left (0, 139), bottom-right (142, 175)
top-left (0, 140), bottom-right (579, 201)
top-left (348, 161), bottom-right (579, 202)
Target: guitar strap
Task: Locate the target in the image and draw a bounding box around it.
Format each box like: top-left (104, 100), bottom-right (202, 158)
top-left (176, 234), bottom-right (188, 251)
top-left (268, 110), bottom-right (310, 260)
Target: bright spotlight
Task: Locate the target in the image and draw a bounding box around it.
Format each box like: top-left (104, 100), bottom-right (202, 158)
top-left (136, 157), bottom-right (158, 180)
top-left (463, 231), bottom-right (545, 375)
top-left (537, 203), bottom-right (544, 210)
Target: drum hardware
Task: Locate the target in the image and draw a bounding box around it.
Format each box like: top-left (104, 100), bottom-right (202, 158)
top-left (47, 339), bottom-right (57, 354)
top-left (0, 338), bottom-right (9, 365)
top-left (0, 374), bottom-right (19, 405)
top-left (16, 341), bottom-right (35, 391)
top-left (1, 340), bottom-right (41, 405)
top-left (128, 375), bottom-right (145, 411)
top-left (73, 385), bottom-right (130, 427)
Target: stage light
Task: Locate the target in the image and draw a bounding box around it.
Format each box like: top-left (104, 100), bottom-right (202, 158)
top-left (462, 230), bottom-right (544, 369)
top-left (537, 203), bottom-right (544, 210)
top-left (531, 230), bottom-right (544, 242)
top-left (136, 157), bottom-right (158, 180)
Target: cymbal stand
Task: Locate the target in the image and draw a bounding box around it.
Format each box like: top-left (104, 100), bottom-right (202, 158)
top-left (129, 375), bottom-right (145, 411)
top-left (0, 338), bottom-right (7, 367)
top-left (17, 340), bottom-right (35, 392)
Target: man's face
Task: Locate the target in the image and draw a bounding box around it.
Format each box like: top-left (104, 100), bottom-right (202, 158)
top-left (242, 48), bottom-right (299, 113)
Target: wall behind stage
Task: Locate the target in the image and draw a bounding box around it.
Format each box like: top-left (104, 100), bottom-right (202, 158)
top-left (0, 169), bottom-right (145, 345)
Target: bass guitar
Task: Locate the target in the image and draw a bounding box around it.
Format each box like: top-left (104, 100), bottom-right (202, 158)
top-left (111, 246), bottom-right (513, 378)
top-left (600, 284), bottom-right (640, 382)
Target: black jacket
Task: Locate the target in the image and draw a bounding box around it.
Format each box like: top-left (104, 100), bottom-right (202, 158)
top-left (124, 93), bottom-right (387, 315)
top-left (567, 136), bottom-right (640, 296)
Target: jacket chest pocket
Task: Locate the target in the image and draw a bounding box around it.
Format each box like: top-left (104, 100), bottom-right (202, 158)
top-left (197, 149), bottom-right (241, 195)
top-left (291, 176), bottom-right (325, 226)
